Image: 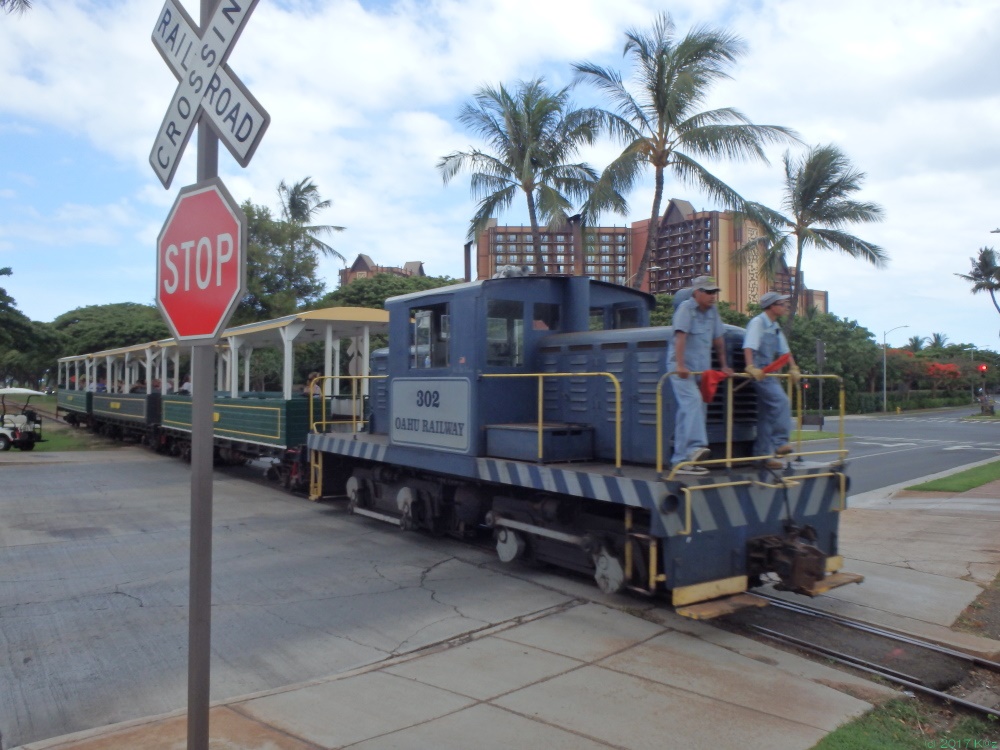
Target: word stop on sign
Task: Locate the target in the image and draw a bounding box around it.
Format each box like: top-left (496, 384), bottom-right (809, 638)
top-left (162, 233), bottom-right (235, 293)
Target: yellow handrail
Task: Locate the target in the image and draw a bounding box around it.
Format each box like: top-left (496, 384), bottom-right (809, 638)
top-left (308, 374), bottom-right (388, 434)
top-left (481, 371), bottom-right (623, 472)
top-left (656, 370), bottom-right (847, 477)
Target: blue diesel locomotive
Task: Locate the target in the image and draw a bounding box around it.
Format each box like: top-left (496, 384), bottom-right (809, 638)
top-left (309, 275), bottom-right (860, 615)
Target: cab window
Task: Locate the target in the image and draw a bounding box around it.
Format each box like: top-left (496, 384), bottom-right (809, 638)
top-left (613, 304), bottom-right (641, 329)
top-left (410, 303), bottom-right (449, 369)
top-left (486, 300), bottom-right (524, 367)
top-left (533, 302), bottom-right (560, 331)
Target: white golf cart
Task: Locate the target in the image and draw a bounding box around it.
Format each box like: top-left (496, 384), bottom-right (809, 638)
top-left (0, 387), bottom-right (46, 451)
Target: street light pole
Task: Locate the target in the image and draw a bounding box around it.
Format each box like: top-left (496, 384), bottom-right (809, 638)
top-left (882, 325), bottom-right (909, 413)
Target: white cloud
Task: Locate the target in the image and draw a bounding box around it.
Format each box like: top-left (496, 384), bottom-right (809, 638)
top-left (0, 0), bottom-right (997, 347)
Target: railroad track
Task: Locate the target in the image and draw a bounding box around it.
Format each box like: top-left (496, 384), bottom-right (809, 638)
top-left (736, 593), bottom-right (1000, 719)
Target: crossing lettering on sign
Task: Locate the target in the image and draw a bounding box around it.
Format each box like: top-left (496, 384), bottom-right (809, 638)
top-left (149, 0), bottom-right (270, 188)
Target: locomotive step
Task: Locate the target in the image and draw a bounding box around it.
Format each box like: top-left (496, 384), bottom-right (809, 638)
top-left (674, 593), bottom-right (770, 620)
top-left (801, 571), bottom-right (865, 596)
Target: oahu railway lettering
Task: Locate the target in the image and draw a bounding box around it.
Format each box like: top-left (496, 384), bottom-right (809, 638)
top-left (393, 417), bottom-right (465, 437)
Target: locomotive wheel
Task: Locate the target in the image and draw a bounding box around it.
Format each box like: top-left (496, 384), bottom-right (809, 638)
top-left (345, 476), bottom-right (361, 512)
top-left (593, 547), bottom-right (625, 594)
top-left (495, 528), bottom-right (525, 562)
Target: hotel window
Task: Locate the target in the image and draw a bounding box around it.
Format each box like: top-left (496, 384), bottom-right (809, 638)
top-left (556, 234), bottom-right (565, 241)
top-left (495, 244), bottom-right (504, 252)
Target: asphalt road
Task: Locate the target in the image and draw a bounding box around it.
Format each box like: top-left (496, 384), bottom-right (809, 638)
top-left (0, 411), bottom-right (993, 747)
top-left (0, 448), bottom-right (573, 748)
top-left (820, 406), bottom-right (1000, 495)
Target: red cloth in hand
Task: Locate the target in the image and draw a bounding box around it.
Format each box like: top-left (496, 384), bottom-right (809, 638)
top-left (763, 353), bottom-right (791, 373)
top-left (699, 369), bottom-right (730, 403)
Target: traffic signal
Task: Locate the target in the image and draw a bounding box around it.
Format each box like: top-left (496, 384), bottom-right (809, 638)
top-left (979, 364), bottom-right (988, 378)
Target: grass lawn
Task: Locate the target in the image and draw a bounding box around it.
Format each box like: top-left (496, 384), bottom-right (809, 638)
top-left (33, 425), bottom-right (112, 452)
top-left (814, 698), bottom-right (999, 749)
top-left (906, 460), bottom-right (1000, 492)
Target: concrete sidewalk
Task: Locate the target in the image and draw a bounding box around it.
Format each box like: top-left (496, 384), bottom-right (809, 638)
top-left (12, 463), bottom-right (1000, 750)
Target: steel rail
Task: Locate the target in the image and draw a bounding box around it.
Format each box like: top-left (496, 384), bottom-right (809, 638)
top-left (751, 625), bottom-right (1000, 719)
top-left (757, 593), bottom-right (1000, 672)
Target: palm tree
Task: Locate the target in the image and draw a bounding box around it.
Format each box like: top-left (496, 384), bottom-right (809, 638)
top-left (735, 144), bottom-right (886, 321)
top-left (0, 0), bottom-right (32, 13)
top-left (955, 247), bottom-right (1000, 316)
top-left (573, 12), bottom-right (798, 289)
top-left (277, 177), bottom-right (345, 263)
top-left (905, 335), bottom-right (927, 353)
top-left (928, 332), bottom-right (949, 349)
top-left (438, 78), bottom-right (616, 276)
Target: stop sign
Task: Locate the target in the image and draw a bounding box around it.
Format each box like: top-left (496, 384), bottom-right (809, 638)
top-left (156, 178), bottom-right (247, 341)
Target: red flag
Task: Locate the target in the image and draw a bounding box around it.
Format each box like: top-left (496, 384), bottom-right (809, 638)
top-left (762, 353), bottom-right (791, 374)
top-left (699, 370), bottom-right (730, 403)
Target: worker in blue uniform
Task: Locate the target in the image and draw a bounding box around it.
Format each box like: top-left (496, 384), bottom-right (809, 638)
top-left (667, 276), bottom-right (733, 475)
top-left (743, 291), bottom-right (801, 469)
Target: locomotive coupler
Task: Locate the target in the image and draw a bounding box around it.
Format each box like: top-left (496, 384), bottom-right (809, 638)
top-left (747, 523), bottom-right (825, 594)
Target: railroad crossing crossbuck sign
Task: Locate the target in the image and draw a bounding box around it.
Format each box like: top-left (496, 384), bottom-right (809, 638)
top-left (150, 0), bottom-right (270, 189)
top-left (156, 178), bottom-right (248, 341)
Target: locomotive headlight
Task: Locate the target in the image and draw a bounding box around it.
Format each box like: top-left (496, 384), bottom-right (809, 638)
top-left (660, 494), bottom-right (680, 514)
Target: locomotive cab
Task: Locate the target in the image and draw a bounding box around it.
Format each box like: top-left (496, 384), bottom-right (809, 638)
top-left (380, 276), bottom-right (653, 459)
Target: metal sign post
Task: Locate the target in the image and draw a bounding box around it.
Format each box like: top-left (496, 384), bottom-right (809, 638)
top-left (149, 1), bottom-right (267, 747)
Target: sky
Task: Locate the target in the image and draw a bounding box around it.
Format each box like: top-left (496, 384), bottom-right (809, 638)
top-left (1, 0), bottom-right (999, 353)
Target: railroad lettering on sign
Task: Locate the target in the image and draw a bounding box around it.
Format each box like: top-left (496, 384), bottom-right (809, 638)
top-left (391, 378), bottom-right (470, 453)
top-left (149, 0), bottom-right (270, 188)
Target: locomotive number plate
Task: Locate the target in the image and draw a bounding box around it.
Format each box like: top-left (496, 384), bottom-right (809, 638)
top-left (391, 378), bottom-right (471, 453)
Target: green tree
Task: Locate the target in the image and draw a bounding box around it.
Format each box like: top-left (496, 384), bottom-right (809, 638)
top-left (315, 273), bottom-right (459, 311)
top-left (651, 294), bottom-right (748, 329)
top-left (904, 335), bottom-right (927, 352)
top-left (955, 247), bottom-right (1000, 316)
top-left (926, 332), bottom-right (949, 351)
top-left (786, 311), bottom-right (880, 412)
top-left (573, 12), bottom-right (797, 289)
top-left (277, 177), bottom-right (345, 263)
top-left (0, 267), bottom-right (32, 352)
top-left (735, 144), bottom-right (887, 322)
top-left (0, 320), bottom-right (61, 388)
top-left (235, 200), bottom-right (326, 325)
top-left (438, 78), bottom-right (612, 275)
top-left (52, 303), bottom-right (170, 355)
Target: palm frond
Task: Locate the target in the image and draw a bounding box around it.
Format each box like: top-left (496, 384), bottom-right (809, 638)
top-left (809, 227), bottom-right (888, 266)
